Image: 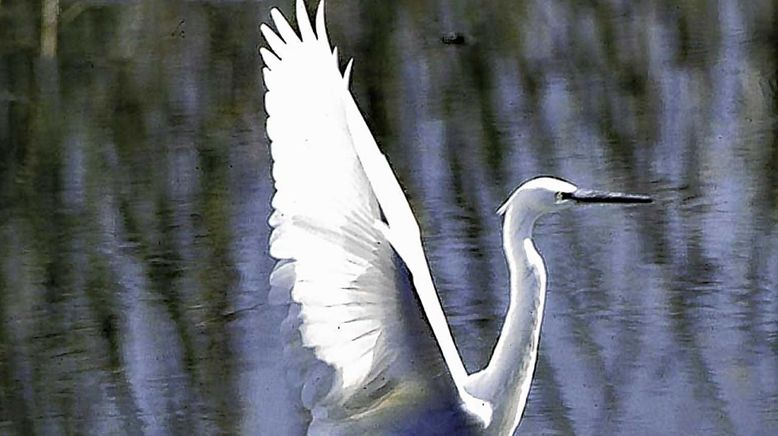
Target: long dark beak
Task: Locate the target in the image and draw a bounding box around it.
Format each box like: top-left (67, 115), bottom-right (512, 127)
top-left (561, 189), bottom-right (652, 204)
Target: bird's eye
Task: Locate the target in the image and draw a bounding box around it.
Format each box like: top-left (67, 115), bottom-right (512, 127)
top-left (556, 192), bottom-right (572, 202)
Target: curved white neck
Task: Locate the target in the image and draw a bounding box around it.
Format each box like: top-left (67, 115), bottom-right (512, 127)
top-left (466, 203), bottom-right (548, 433)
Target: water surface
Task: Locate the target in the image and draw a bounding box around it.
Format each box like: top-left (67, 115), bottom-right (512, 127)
top-left (0, 1), bottom-right (776, 434)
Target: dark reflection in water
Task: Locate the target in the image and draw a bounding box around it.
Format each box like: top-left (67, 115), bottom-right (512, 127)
top-left (0, 0), bottom-right (776, 434)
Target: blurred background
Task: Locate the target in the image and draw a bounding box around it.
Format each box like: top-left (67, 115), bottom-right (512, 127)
top-left (0, 0), bottom-right (776, 434)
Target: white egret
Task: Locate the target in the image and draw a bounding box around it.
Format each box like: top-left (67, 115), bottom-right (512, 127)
top-left (261, 1), bottom-right (651, 434)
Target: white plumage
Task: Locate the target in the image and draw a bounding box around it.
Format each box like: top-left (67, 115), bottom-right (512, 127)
top-left (262, 1), bottom-right (486, 433)
top-left (261, 1), bottom-right (651, 434)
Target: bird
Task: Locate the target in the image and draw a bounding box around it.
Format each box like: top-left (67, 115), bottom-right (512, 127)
top-left (260, 1), bottom-right (652, 434)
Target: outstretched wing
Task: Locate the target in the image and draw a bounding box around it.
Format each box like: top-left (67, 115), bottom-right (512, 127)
top-left (261, 1), bottom-right (480, 433)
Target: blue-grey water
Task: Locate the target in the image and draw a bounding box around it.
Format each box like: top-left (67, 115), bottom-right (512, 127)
top-left (0, 1), bottom-right (776, 435)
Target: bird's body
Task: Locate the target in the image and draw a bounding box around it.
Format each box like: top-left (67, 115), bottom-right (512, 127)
top-left (261, 2), bottom-right (651, 434)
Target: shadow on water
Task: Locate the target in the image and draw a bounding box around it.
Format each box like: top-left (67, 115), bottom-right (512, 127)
top-left (0, 0), bottom-right (776, 434)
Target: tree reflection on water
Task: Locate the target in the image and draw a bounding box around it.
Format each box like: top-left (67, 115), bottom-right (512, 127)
top-left (0, 1), bottom-right (776, 434)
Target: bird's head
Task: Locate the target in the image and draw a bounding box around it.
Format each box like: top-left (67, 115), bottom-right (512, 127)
top-left (497, 176), bottom-right (652, 222)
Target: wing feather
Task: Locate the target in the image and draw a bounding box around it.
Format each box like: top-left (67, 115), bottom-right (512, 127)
top-left (262, 1), bottom-right (482, 433)
top-left (295, 0), bottom-right (316, 41)
top-left (271, 8), bottom-right (301, 44)
top-left (260, 25), bottom-right (287, 58)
